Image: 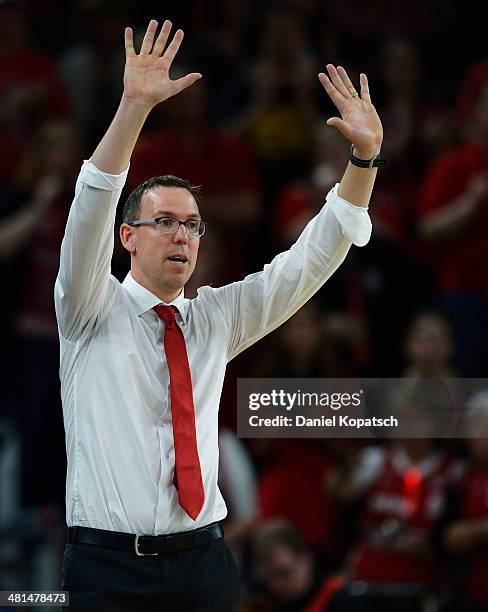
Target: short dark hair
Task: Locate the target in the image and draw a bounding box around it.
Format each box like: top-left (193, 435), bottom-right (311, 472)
top-left (253, 519), bottom-right (308, 563)
top-left (123, 175), bottom-right (201, 225)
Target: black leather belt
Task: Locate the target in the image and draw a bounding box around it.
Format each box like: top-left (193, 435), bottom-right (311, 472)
top-left (67, 522), bottom-right (224, 556)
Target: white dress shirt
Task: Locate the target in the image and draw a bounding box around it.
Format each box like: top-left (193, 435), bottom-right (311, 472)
top-left (55, 160), bottom-right (372, 535)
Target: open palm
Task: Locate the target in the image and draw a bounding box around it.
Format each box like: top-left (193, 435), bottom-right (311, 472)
top-left (319, 65), bottom-right (383, 158)
top-left (123, 20), bottom-right (201, 108)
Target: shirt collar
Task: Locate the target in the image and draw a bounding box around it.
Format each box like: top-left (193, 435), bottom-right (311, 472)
top-left (122, 272), bottom-right (189, 323)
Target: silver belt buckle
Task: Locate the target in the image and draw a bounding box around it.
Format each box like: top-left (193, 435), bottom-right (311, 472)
top-left (134, 534), bottom-right (158, 557)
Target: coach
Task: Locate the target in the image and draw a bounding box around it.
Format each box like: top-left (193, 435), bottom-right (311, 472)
top-left (56, 18), bottom-right (384, 612)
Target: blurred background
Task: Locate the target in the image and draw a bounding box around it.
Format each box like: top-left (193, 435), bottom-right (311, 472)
top-left (0, 0), bottom-right (487, 610)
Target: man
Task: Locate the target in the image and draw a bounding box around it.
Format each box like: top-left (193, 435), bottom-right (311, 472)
top-left (56, 19), bottom-right (383, 612)
top-left (240, 519), bottom-right (344, 612)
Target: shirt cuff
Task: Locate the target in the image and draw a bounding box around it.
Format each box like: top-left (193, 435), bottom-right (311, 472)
top-left (326, 183), bottom-right (372, 247)
top-left (79, 159), bottom-right (130, 191)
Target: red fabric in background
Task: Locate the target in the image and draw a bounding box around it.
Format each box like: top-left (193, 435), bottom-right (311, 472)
top-left (0, 49), bottom-right (68, 181)
top-left (351, 450), bottom-right (456, 586)
top-left (418, 142), bottom-right (488, 291)
top-left (129, 128), bottom-right (258, 193)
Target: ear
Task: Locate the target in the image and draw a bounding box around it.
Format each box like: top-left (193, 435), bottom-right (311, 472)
top-left (120, 223), bottom-right (137, 254)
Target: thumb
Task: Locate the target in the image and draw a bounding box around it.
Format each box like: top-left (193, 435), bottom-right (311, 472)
top-left (171, 72), bottom-right (202, 96)
top-left (326, 117), bottom-right (352, 140)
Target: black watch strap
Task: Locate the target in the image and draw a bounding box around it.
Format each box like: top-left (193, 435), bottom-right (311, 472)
top-left (349, 144), bottom-right (388, 169)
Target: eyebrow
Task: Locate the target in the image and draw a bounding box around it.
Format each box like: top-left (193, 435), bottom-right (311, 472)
top-left (154, 211), bottom-right (202, 220)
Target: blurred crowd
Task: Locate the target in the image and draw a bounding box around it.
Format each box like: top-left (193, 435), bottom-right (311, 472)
top-left (0, 0), bottom-right (487, 610)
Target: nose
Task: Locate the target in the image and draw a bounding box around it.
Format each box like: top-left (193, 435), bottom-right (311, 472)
top-left (172, 223), bottom-right (189, 244)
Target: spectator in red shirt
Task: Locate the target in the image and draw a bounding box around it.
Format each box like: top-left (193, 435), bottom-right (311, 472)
top-left (417, 67), bottom-right (488, 376)
top-left (374, 37), bottom-right (453, 254)
top-left (402, 311), bottom-right (457, 379)
top-left (328, 435), bottom-right (460, 612)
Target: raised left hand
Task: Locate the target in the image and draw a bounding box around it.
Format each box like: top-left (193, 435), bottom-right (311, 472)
top-left (319, 65), bottom-right (383, 159)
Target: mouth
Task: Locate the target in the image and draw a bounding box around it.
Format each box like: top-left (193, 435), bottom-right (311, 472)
top-left (166, 255), bottom-right (188, 266)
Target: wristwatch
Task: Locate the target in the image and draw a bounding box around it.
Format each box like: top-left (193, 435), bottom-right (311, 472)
top-left (349, 144), bottom-right (388, 169)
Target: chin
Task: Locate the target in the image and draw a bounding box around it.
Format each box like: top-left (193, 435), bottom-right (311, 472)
top-left (164, 277), bottom-right (187, 293)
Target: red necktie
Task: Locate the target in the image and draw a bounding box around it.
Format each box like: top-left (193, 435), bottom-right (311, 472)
top-left (154, 305), bottom-right (205, 520)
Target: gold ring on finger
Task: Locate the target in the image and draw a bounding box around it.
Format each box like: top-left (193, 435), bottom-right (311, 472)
top-left (351, 91), bottom-right (359, 98)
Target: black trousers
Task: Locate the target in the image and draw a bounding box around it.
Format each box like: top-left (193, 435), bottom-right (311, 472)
top-left (61, 535), bottom-right (239, 611)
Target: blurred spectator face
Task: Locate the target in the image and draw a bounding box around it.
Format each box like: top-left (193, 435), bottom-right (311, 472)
top-left (406, 314), bottom-right (452, 369)
top-left (260, 544), bottom-right (313, 602)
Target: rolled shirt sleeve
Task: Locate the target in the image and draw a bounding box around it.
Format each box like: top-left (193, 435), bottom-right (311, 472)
top-left (328, 183), bottom-right (372, 247)
top-left (205, 183), bottom-right (372, 361)
top-left (55, 160), bottom-right (129, 342)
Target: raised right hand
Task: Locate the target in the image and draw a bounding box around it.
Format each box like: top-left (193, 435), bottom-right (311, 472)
top-left (123, 20), bottom-right (202, 109)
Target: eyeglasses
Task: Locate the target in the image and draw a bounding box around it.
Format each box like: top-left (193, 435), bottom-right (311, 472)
top-left (128, 216), bottom-right (207, 237)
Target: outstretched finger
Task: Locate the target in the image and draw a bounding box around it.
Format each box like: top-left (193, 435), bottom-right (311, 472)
top-left (326, 64), bottom-right (350, 99)
top-left (360, 73), bottom-right (371, 103)
top-left (124, 27), bottom-right (135, 58)
top-left (162, 29), bottom-right (184, 68)
top-left (171, 72), bottom-right (203, 96)
top-left (140, 19), bottom-right (158, 55)
top-left (337, 66), bottom-right (358, 98)
top-left (152, 19), bottom-right (172, 56)
top-left (318, 72), bottom-right (344, 110)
